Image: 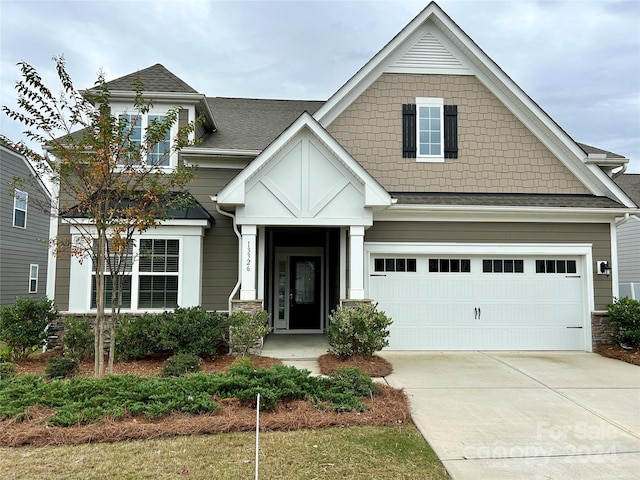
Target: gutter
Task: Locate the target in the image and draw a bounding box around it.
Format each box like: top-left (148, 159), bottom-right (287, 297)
top-left (615, 213), bottom-right (630, 227)
top-left (211, 195), bottom-right (241, 314)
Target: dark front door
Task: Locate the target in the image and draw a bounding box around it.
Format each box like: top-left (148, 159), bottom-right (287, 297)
top-left (289, 256), bottom-right (321, 329)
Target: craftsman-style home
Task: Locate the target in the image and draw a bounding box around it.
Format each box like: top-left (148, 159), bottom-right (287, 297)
top-left (51, 2), bottom-right (637, 351)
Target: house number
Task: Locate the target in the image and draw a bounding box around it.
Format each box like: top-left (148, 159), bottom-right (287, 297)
top-left (246, 241), bottom-right (251, 271)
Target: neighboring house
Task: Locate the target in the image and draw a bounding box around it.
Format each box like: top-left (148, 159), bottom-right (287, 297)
top-left (614, 174), bottom-right (640, 299)
top-left (50, 2), bottom-right (637, 351)
top-left (0, 143), bottom-right (51, 305)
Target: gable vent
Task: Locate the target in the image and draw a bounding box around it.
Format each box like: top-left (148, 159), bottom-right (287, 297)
top-left (390, 32), bottom-right (468, 73)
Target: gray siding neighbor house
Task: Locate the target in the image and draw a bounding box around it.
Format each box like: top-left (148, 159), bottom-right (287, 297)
top-left (0, 143), bottom-right (51, 305)
top-left (49, 2), bottom-right (638, 352)
top-left (615, 174), bottom-right (640, 299)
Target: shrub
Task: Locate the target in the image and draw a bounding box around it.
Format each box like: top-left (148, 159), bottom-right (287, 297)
top-left (116, 309), bottom-right (226, 361)
top-left (328, 366), bottom-right (378, 397)
top-left (62, 316), bottom-right (94, 360)
top-left (608, 297), bottom-right (640, 347)
top-left (0, 297), bottom-right (58, 361)
top-left (0, 362), bottom-right (18, 380)
top-left (45, 356), bottom-right (79, 379)
top-left (162, 353), bottom-right (202, 377)
top-left (228, 310), bottom-right (272, 356)
top-left (326, 303), bottom-right (392, 359)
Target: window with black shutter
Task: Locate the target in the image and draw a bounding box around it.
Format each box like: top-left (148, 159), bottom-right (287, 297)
top-left (402, 99), bottom-right (458, 160)
top-left (402, 104), bottom-right (417, 158)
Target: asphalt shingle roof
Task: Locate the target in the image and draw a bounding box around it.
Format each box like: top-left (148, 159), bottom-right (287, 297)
top-left (578, 143), bottom-right (626, 159)
top-left (614, 174), bottom-right (640, 207)
top-left (199, 97), bottom-right (324, 151)
top-left (104, 64), bottom-right (198, 94)
top-left (391, 192), bottom-right (625, 209)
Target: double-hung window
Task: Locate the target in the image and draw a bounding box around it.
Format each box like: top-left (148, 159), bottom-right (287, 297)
top-left (91, 241), bottom-right (134, 309)
top-left (13, 189), bottom-right (28, 228)
top-left (119, 114), bottom-right (171, 167)
top-left (138, 239), bottom-right (179, 308)
top-left (29, 264), bottom-right (39, 293)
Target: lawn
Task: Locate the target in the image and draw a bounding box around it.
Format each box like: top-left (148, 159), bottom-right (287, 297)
top-left (0, 425), bottom-right (450, 479)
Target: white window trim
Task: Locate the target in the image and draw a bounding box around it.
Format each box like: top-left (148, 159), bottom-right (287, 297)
top-left (416, 97), bottom-right (444, 163)
top-left (13, 189), bottom-right (28, 228)
top-left (67, 224), bottom-right (204, 313)
top-left (29, 264), bottom-right (38, 293)
top-left (113, 107), bottom-right (179, 169)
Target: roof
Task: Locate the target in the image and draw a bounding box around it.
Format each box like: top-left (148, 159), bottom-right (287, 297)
top-left (199, 97), bottom-right (324, 151)
top-left (391, 192), bottom-right (626, 209)
top-left (578, 143), bottom-right (626, 160)
top-left (614, 174), bottom-right (640, 207)
top-left (63, 192), bottom-right (215, 223)
top-left (104, 64), bottom-right (198, 94)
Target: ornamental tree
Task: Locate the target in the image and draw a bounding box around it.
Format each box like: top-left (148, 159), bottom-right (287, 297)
top-left (1, 56), bottom-right (198, 376)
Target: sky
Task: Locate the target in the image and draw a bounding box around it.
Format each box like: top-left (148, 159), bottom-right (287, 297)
top-left (1, 0), bottom-right (639, 173)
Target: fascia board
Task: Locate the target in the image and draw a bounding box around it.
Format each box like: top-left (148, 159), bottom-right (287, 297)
top-left (62, 218), bottom-right (210, 228)
top-left (374, 204), bottom-right (638, 223)
top-left (181, 147), bottom-right (261, 157)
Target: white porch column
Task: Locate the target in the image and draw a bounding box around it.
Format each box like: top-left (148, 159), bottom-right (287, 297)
top-left (240, 224), bottom-right (257, 300)
top-left (348, 225), bottom-right (365, 299)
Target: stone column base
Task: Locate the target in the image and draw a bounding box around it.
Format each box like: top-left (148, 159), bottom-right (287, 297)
top-left (340, 299), bottom-right (373, 309)
top-left (591, 311), bottom-right (616, 347)
top-left (231, 299), bottom-right (264, 314)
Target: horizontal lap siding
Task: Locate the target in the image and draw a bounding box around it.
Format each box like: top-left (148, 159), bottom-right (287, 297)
top-left (365, 221), bottom-right (612, 309)
top-left (617, 217), bottom-right (640, 283)
top-left (187, 168), bottom-right (241, 311)
top-left (54, 224), bottom-right (71, 310)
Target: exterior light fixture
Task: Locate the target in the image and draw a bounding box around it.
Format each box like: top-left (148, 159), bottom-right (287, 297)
top-left (597, 261), bottom-right (612, 277)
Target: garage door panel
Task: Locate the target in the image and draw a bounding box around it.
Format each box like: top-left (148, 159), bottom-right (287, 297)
top-left (369, 254), bottom-right (586, 350)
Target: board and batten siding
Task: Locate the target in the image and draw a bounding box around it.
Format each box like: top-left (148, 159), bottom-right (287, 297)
top-left (0, 147), bottom-right (51, 305)
top-left (326, 73), bottom-right (589, 195)
top-left (364, 221), bottom-right (612, 310)
top-left (617, 216), bottom-right (640, 284)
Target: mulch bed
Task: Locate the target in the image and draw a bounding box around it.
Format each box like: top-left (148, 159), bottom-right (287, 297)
top-left (318, 353), bottom-right (393, 377)
top-left (595, 344), bottom-right (640, 366)
top-left (2, 351), bottom-right (410, 447)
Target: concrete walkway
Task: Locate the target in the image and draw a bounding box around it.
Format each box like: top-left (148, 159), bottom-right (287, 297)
top-left (379, 351), bottom-right (640, 480)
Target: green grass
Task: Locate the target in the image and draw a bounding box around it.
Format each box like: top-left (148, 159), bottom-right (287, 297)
top-left (0, 425), bottom-right (450, 479)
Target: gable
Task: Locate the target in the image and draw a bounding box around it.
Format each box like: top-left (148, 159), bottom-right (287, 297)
top-left (314, 3), bottom-right (632, 205)
top-left (216, 113), bottom-right (391, 226)
top-left (327, 73), bottom-right (590, 194)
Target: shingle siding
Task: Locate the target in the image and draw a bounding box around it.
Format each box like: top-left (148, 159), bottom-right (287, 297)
top-left (365, 221), bottom-right (612, 309)
top-left (327, 73), bottom-right (590, 194)
top-left (0, 147), bottom-right (51, 305)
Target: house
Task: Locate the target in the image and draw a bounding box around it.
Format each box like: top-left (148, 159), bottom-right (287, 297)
top-left (0, 144), bottom-right (52, 305)
top-left (50, 2), bottom-right (637, 351)
top-left (614, 174), bottom-right (640, 299)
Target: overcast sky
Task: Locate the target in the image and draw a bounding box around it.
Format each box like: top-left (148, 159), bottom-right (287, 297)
top-left (1, 0), bottom-right (639, 173)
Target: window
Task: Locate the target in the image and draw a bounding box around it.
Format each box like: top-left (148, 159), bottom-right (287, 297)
top-left (119, 114), bottom-right (171, 167)
top-left (138, 239), bottom-right (179, 308)
top-left (483, 259), bottom-right (524, 273)
top-left (417, 98), bottom-right (443, 158)
top-left (402, 99), bottom-right (458, 160)
top-left (374, 258), bottom-right (417, 273)
top-left (428, 258), bottom-right (471, 273)
top-left (91, 240), bottom-right (134, 309)
top-left (13, 189), bottom-right (27, 228)
top-left (536, 259), bottom-right (577, 274)
top-left (90, 238), bottom-right (180, 309)
top-left (29, 264), bottom-right (38, 293)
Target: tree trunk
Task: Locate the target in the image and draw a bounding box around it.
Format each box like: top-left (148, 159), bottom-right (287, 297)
top-left (94, 231), bottom-right (107, 377)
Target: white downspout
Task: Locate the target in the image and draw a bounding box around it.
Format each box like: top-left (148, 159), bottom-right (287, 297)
top-left (212, 196), bottom-right (241, 314)
top-left (615, 213), bottom-right (630, 227)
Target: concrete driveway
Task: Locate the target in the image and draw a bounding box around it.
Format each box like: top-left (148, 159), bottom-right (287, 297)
top-left (379, 351), bottom-right (640, 480)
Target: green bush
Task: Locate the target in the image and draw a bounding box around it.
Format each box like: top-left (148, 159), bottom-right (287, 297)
top-left (162, 353), bottom-right (202, 377)
top-left (329, 366), bottom-right (378, 397)
top-left (608, 297), bottom-right (640, 347)
top-left (228, 310), bottom-right (271, 356)
top-left (327, 303), bottom-right (392, 359)
top-left (45, 356), bottom-right (79, 379)
top-left (0, 297), bottom-right (58, 361)
top-left (116, 309), bottom-right (226, 361)
top-left (62, 316), bottom-right (94, 360)
top-left (0, 362), bottom-right (18, 380)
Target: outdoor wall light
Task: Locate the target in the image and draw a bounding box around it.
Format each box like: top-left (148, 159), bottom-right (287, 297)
top-left (597, 261), bottom-right (612, 277)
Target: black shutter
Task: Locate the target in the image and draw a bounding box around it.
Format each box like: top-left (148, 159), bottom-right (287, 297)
top-left (444, 104), bottom-right (458, 159)
top-left (402, 104), bottom-right (416, 158)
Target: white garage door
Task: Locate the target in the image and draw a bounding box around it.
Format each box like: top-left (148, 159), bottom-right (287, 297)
top-left (369, 254), bottom-right (587, 350)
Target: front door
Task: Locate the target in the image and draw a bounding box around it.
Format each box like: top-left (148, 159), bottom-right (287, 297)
top-left (289, 256), bottom-right (321, 329)
top-left (273, 248), bottom-right (324, 332)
